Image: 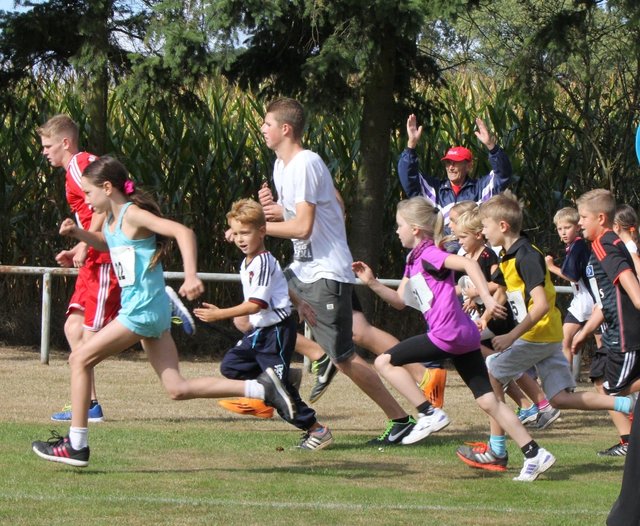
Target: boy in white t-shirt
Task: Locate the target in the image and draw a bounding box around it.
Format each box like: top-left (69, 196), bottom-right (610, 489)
top-left (258, 98), bottom-right (416, 445)
top-left (194, 199), bottom-right (332, 450)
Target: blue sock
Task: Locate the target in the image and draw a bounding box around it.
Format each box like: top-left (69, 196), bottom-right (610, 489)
top-left (489, 435), bottom-right (507, 457)
top-left (614, 396), bottom-right (632, 414)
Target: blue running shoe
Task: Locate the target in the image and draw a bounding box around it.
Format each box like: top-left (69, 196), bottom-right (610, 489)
top-left (165, 285), bottom-right (196, 335)
top-left (517, 404), bottom-right (539, 424)
top-left (51, 403), bottom-right (105, 423)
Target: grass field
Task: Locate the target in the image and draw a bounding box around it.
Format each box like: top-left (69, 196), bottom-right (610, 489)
top-left (0, 346), bottom-right (627, 525)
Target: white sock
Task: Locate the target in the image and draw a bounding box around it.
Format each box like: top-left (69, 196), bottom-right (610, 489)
top-left (244, 379), bottom-right (266, 399)
top-left (69, 427), bottom-right (88, 450)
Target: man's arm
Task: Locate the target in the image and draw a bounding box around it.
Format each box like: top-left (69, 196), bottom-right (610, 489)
top-left (265, 201), bottom-right (315, 240)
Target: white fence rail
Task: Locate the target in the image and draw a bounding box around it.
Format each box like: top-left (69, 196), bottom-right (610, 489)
top-left (0, 265), bottom-right (571, 365)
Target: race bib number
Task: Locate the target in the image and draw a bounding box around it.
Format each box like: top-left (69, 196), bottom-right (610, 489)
top-left (403, 273), bottom-right (434, 314)
top-left (293, 239), bottom-right (313, 262)
top-left (110, 245), bottom-right (135, 287)
top-left (506, 290), bottom-right (527, 323)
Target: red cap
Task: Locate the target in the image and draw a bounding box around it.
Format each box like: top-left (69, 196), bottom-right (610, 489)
top-left (441, 146), bottom-right (473, 162)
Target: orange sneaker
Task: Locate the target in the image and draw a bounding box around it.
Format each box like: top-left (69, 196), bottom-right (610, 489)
top-left (419, 368), bottom-right (447, 408)
top-left (218, 398), bottom-right (274, 419)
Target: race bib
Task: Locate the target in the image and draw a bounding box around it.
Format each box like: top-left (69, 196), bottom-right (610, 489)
top-left (505, 290), bottom-right (527, 323)
top-left (293, 239), bottom-right (313, 262)
top-left (403, 273), bottom-right (434, 314)
top-left (110, 245), bottom-right (135, 287)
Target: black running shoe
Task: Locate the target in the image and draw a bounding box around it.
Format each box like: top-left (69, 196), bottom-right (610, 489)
top-left (257, 368), bottom-right (297, 421)
top-left (367, 417), bottom-right (416, 446)
top-left (309, 355), bottom-right (338, 403)
top-left (597, 441), bottom-right (628, 457)
top-left (32, 431), bottom-right (90, 467)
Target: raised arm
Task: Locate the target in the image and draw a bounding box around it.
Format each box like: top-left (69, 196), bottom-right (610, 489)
top-left (352, 261), bottom-right (407, 310)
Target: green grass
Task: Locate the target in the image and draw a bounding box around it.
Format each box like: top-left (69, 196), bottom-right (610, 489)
top-left (0, 347), bottom-right (625, 525)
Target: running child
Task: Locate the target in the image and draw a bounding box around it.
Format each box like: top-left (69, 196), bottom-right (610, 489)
top-left (457, 191), bottom-right (636, 479)
top-left (31, 156), bottom-right (295, 467)
top-left (353, 196), bottom-right (557, 481)
top-left (38, 115), bottom-right (120, 423)
top-left (455, 207), bottom-right (546, 427)
top-left (571, 191), bottom-right (640, 459)
top-left (193, 198), bottom-right (332, 450)
top-left (545, 207), bottom-right (594, 369)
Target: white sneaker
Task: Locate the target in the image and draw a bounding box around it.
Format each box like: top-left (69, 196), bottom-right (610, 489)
top-left (513, 448), bottom-right (556, 481)
top-left (401, 408), bottom-right (450, 445)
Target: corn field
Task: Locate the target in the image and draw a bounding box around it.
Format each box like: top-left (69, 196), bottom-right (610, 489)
top-left (1, 72), bottom-right (638, 350)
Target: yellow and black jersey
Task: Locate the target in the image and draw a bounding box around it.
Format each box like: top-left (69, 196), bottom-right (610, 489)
top-left (493, 237), bottom-right (563, 343)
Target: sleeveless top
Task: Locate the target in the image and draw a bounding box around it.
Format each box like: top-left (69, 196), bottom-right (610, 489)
top-left (103, 202), bottom-right (171, 337)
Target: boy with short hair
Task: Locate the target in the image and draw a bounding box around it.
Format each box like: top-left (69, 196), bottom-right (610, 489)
top-left (194, 198), bottom-right (332, 450)
top-left (37, 115), bottom-right (120, 422)
top-left (545, 207), bottom-right (594, 369)
top-left (456, 191), bottom-right (636, 480)
top-left (258, 97), bottom-right (417, 445)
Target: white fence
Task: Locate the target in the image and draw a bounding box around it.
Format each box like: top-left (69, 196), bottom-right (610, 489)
top-left (0, 265), bottom-right (571, 365)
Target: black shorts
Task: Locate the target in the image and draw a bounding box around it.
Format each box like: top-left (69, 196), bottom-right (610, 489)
top-left (387, 333), bottom-right (492, 399)
top-left (598, 348), bottom-right (640, 394)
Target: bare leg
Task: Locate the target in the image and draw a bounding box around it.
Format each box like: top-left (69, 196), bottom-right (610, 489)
top-left (65, 312), bottom-right (99, 401)
top-left (294, 333), bottom-right (325, 361)
top-left (144, 331), bottom-right (246, 399)
top-left (336, 352), bottom-right (406, 419)
top-left (69, 319), bottom-right (141, 429)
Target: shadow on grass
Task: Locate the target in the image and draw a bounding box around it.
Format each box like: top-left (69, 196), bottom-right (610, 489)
top-left (75, 458), bottom-right (418, 478)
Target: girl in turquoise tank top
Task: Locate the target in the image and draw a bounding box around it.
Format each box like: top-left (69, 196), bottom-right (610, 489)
top-left (31, 156), bottom-right (296, 468)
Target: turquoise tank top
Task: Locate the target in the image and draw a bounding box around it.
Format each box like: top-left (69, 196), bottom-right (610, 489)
top-left (103, 202), bottom-right (171, 337)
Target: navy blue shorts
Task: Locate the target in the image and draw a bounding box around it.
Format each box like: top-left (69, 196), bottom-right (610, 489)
top-left (220, 316), bottom-right (317, 430)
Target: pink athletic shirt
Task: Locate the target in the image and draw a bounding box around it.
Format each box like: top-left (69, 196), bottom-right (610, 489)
top-left (404, 239), bottom-right (481, 354)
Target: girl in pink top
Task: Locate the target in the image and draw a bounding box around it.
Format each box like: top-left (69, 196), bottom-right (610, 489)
top-left (353, 197), bottom-right (546, 458)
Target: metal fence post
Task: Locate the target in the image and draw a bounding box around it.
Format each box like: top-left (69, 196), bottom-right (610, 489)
top-left (41, 271), bottom-right (51, 365)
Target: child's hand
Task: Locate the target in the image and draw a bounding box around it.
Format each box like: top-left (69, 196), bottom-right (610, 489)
top-left (179, 277), bottom-right (204, 301)
top-left (475, 318), bottom-right (487, 331)
top-left (492, 332), bottom-right (515, 353)
top-left (571, 329), bottom-right (587, 354)
top-left (55, 249), bottom-right (75, 268)
top-left (544, 255), bottom-right (555, 269)
top-left (483, 298), bottom-right (507, 320)
top-left (194, 303), bottom-right (221, 323)
top-left (59, 218), bottom-right (77, 237)
top-left (352, 261), bottom-right (375, 286)
top-left (224, 227), bottom-right (234, 243)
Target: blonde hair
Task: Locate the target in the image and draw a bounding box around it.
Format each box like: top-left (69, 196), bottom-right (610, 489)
top-left (478, 190), bottom-right (523, 233)
top-left (36, 114), bottom-right (79, 145)
top-left (450, 200), bottom-right (477, 218)
top-left (553, 207), bottom-right (579, 226)
top-left (576, 189), bottom-right (616, 223)
top-left (397, 197), bottom-right (445, 247)
top-left (265, 98), bottom-right (306, 140)
top-left (226, 198), bottom-right (266, 229)
top-left (456, 207), bottom-right (483, 234)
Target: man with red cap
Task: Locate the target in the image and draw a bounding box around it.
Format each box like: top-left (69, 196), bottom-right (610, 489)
top-left (397, 114), bottom-right (513, 233)
top-left (396, 114), bottom-right (513, 408)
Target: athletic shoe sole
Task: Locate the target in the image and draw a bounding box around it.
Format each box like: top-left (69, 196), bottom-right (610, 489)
top-left (456, 451), bottom-right (508, 472)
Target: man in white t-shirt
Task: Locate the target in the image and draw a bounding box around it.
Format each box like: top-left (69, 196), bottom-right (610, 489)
top-left (258, 98), bottom-right (417, 445)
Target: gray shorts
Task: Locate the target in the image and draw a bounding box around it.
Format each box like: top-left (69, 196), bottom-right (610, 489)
top-left (285, 270), bottom-right (355, 363)
top-left (486, 339), bottom-right (575, 400)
